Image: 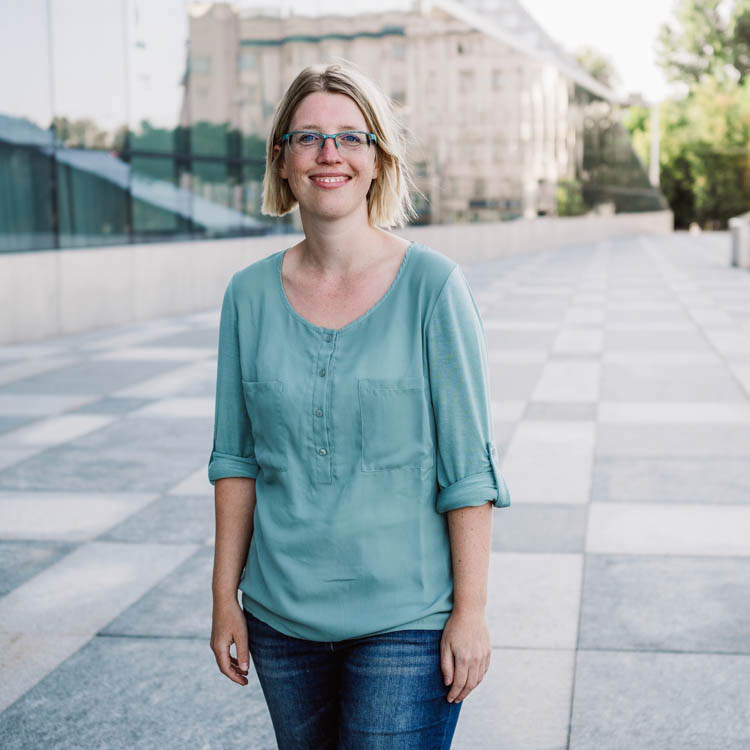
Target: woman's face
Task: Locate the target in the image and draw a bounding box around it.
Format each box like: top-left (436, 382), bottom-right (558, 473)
top-left (274, 91), bottom-right (380, 225)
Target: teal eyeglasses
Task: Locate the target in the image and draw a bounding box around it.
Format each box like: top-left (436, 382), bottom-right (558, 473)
top-left (282, 131), bottom-right (378, 154)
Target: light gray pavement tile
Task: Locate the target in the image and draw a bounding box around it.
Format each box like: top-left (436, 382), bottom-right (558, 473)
top-left (489, 349), bottom-right (547, 364)
top-left (487, 552), bottom-right (582, 649)
top-left (0, 394), bottom-right (99, 416)
top-left (484, 320), bottom-right (558, 331)
top-left (586, 502), bottom-right (750, 556)
top-left (490, 400), bottom-right (526, 422)
top-left (452, 648), bottom-right (574, 750)
top-left (0, 492), bottom-right (157, 541)
top-left (0, 541), bottom-right (198, 634)
top-left (491, 503), bottom-right (586, 553)
top-left (601, 364), bottom-right (748, 401)
top-left (488, 363), bottom-right (547, 401)
top-left (68, 396), bottom-right (155, 414)
top-left (579, 554), bottom-right (750, 653)
top-left (531, 361), bottom-right (600, 402)
top-left (93, 346), bottom-right (215, 361)
top-left (596, 423), bottom-right (750, 457)
top-left (603, 349), bottom-right (722, 365)
top-left (132, 397), bottom-right (214, 417)
top-left (564, 307), bottom-right (605, 326)
top-left (0, 360), bottom-right (184, 395)
top-left (0, 413), bottom-right (119, 448)
top-left (167, 466), bottom-right (212, 497)
top-left (99, 495), bottom-right (214, 545)
top-left (0, 541), bottom-right (77, 596)
top-left (0, 448), bottom-right (45, 472)
top-left (598, 401), bottom-right (750, 423)
top-left (569, 650), bottom-right (750, 750)
top-left (603, 329), bottom-right (709, 349)
top-left (729, 362), bottom-right (750, 396)
top-left (0, 636), bottom-right (275, 750)
top-left (482, 305), bottom-right (565, 323)
top-left (0, 345), bottom-right (67, 360)
top-left (524, 402), bottom-right (598, 421)
top-left (704, 329), bottom-right (750, 359)
top-left (591, 456), bottom-right (750, 504)
top-left (0, 632), bottom-right (92, 713)
top-left (102, 546), bottom-right (212, 637)
top-left (690, 307), bottom-right (737, 327)
top-left (489, 422), bottom-right (516, 460)
top-left (112, 361), bottom-right (214, 398)
top-left (140, 328), bottom-right (219, 349)
top-left (79, 323), bottom-right (190, 352)
top-left (0, 415), bottom-right (212, 492)
top-left (501, 422), bottom-right (595, 504)
top-left (552, 329), bottom-right (603, 354)
top-left (485, 329), bottom-right (560, 349)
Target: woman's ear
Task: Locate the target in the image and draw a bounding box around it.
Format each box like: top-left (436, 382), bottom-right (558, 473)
top-left (273, 143), bottom-right (287, 179)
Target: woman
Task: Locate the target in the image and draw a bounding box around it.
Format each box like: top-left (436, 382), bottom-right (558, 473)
top-left (208, 61), bottom-right (510, 749)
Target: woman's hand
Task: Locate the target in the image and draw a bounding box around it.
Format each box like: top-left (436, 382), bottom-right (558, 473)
top-left (210, 598), bottom-right (251, 686)
top-left (440, 609), bottom-right (492, 703)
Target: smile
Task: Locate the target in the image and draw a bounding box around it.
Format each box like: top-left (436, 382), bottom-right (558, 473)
top-left (310, 176), bottom-right (351, 188)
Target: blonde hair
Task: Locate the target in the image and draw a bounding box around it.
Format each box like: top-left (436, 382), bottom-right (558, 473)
top-left (261, 60), bottom-right (419, 228)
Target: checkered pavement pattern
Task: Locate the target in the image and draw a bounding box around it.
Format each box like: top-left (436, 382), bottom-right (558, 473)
top-left (1, 231), bottom-right (749, 749)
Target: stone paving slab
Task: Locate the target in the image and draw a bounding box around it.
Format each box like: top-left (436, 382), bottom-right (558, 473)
top-left (0, 231), bottom-right (749, 748)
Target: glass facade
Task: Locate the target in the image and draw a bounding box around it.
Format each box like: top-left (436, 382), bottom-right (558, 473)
top-left (0, 0), bottom-right (285, 254)
top-left (1, 1), bottom-right (666, 254)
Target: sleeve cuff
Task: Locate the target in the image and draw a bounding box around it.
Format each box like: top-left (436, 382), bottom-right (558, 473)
top-left (435, 441), bottom-right (511, 513)
top-left (208, 451), bottom-right (259, 485)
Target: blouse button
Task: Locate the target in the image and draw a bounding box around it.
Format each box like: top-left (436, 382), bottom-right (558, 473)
top-left (315, 408), bottom-right (323, 417)
top-left (325, 334), bottom-right (332, 342)
top-left (319, 448), bottom-right (327, 456)
top-left (318, 368), bottom-right (326, 377)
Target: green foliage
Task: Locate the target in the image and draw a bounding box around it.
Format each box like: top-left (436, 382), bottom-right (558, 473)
top-left (575, 46), bottom-right (620, 89)
top-left (556, 179), bottom-right (585, 216)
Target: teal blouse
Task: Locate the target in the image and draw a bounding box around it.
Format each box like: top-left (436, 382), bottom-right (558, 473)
top-left (208, 240), bottom-right (510, 642)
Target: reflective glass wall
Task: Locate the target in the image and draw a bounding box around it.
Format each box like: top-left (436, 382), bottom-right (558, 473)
top-left (0, 0), bottom-right (287, 253)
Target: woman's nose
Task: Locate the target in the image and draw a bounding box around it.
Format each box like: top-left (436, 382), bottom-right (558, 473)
top-left (317, 137), bottom-right (341, 161)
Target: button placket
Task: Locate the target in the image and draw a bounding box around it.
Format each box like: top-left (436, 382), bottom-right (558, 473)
top-left (312, 331), bottom-right (336, 484)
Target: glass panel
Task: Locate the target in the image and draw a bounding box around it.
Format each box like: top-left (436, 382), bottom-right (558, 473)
top-left (0, 141), bottom-right (56, 252)
top-left (131, 155), bottom-right (193, 242)
top-left (56, 148), bottom-right (129, 247)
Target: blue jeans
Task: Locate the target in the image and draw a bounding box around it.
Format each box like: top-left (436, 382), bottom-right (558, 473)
top-left (244, 608), bottom-right (463, 749)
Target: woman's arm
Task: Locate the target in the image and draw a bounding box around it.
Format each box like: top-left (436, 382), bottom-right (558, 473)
top-left (441, 501), bottom-right (494, 703)
top-left (210, 476), bottom-right (257, 686)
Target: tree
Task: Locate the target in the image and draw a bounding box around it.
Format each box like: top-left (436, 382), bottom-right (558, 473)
top-left (575, 45), bottom-right (621, 90)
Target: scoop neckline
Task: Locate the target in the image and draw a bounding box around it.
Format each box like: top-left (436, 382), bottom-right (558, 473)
top-left (276, 240), bottom-right (415, 334)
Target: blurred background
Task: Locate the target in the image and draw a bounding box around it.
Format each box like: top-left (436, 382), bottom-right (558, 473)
top-left (3, 0), bottom-right (712, 253)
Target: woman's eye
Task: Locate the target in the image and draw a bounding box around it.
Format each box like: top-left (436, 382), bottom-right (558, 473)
top-left (342, 134), bottom-right (362, 144)
top-left (299, 134), bottom-right (317, 143)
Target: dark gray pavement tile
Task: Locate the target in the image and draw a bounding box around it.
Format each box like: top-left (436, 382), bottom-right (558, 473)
top-left (69, 397), bottom-right (156, 414)
top-left (592, 456), bottom-right (750, 504)
top-left (99, 495), bottom-right (214, 544)
top-left (0, 361), bottom-right (185, 396)
top-left (0, 417), bottom-right (38, 435)
top-left (570, 650), bottom-right (750, 750)
top-left (0, 541), bottom-right (76, 596)
top-left (0, 636), bottom-right (275, 750)
top-left (489, 363), bottom-right (546, 400)
top-left (492, 503), bottom-right (586, 553)
top-left (579, 555), bottom-right (750, 653)
top-left (142, 329), bottom-right (219, 348)
top-left (485, 329), bottom-right (559, 349)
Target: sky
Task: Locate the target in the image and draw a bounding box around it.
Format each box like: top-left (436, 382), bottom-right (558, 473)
top-left (1, 0), bottom-right (681, 134)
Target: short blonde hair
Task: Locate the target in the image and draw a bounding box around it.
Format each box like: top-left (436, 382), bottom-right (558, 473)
top-left (261, 60), bottom-right (419, 228)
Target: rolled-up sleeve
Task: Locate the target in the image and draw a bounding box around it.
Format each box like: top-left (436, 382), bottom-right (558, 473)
top-left (426, 266), bottom-right (511, 514)
top-left (208, 276), bottom-right (259, 485)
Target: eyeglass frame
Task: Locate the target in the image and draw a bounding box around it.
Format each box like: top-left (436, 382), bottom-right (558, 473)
top-left (281, 130), bottom-right (378, 152)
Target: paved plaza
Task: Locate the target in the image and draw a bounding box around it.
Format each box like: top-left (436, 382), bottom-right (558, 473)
top-left (1, 230), bottom-right (749, 749)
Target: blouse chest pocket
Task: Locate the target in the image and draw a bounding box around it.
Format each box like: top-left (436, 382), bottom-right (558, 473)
top-left (241, 379), bottom-right (288, 474)
top-left (358, 376), bottom-right (434, 472)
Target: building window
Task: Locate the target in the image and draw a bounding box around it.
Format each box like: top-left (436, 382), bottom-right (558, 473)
top-left (492, 69), bottom-right (502, 90)
top-left (238, 51), bottom-right (255, 71)
top-left (190, 56), bottom-right (210, 74)
top-left (392, 40), bottom-right (405, 59)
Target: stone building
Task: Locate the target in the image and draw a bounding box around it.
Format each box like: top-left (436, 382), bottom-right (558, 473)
top-left (183, 0), bottom-right (621, 224)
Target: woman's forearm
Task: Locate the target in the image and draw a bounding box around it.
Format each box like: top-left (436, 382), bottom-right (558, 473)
top-left (446, 501), bottom-right (493, 614)
top-left (212, 477), bottom-right (257, 607)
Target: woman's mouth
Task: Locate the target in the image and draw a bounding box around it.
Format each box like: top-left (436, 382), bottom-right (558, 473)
top-left (309, 175), bottom-right (352, 189)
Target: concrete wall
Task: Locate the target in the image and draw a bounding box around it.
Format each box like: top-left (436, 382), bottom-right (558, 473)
top-left (0, 210), bottom-right (673, 345)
